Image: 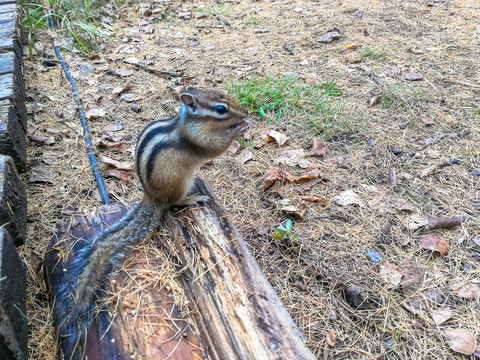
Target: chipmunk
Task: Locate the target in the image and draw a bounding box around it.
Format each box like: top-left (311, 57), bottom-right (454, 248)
top-left (56, 86), bottom-right (249, 359)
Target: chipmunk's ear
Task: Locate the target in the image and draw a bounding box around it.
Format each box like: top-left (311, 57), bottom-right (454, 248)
top-left (180, 92), bottom-right (197, 108)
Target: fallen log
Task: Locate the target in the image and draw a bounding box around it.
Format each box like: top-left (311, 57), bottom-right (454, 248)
top-left (45, 178), bottom-right (315, 359)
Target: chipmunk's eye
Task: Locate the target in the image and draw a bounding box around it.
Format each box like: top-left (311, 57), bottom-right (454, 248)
top-left (215, 105), bottom-right (228, 114)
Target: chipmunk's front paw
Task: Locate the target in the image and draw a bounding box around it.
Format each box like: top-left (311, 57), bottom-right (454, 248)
top-left (177, 195), bottom-right (209, 206)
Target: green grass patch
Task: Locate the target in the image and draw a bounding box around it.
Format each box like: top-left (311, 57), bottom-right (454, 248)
top-left (360, 47), bottom-right (388, 59)
top-left (20, 0), bottom-right (113, 53)
top-left (227, 73), bottom-right (348, 135)
top-left (381, 84), bottom-right (424, 109)
top-left (243, 16), bottom-right (263, 26)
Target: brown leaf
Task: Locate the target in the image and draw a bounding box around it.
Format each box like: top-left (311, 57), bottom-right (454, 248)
top-left (420, 115), bottom-right (435, 125)
top-left (253, 223), bottom-right (270, 235)
top-left (450, 281), bottom-right (480, 300)
top-left (405, 72), bottom-right (423, 81)
top-left (405, 213), bottom-right (430, 230)
top-left (307, 138), bottom-right (327, 157)
top-left (418, 233), bottom-right (450, 256)
top-left (277, 165), bottom-right (297, 183)
top-left (368, 94), bottom-right (382, 107)
top-left (291, 170), bottom-right (323, 184)
top-left (99, 154), bottom-right (133, 171)
top-left (296, 178), bottom-right (322, 192)
top-left (105, 168), bottom-right (133, 181)
top-left (28, 252), bottom-right (44, 276)
top-left (260, 168), bottom-right (279, 191)
top-left (97, 142), bottom-right (130, 153)
top-left (379, 262), bottom-right (403, 289)
top-left (326, 329), bottom-right (336, 347)
top-left (444, 328), bottom-right (477, 355)
top-left (103, 122), bottom-right (124, 132)
top-left (373, 197), bottom-right (415, 214)
top-left (276, 149), bottom-right (310, 168)
top-left (427, 217), bottom-right (462, 230)
top-left (333, 189), bottom-right (365, 207)
top-left (29, 166), bottom-right (55, 184)
top-left (112, 82), bottom-right (132, 95)
top-left (115, 68), bottom-right (134, 77)
top-left (390, 198), bottom-right (415, 212)
top-left (420, 164), bottom-right (437, 177)
top-left (236, 150), bottom-right (254, 166)
top-left (300, 194), bottom-right (328, 204)
top-left (29, 134), bottom-right (56, 145)
top-left (432, 308), bottom-right (453, 325)
top-left (318, 30), bottom-right (340, 43)
top-left (85, 107), bottom-right (106, 119)
top-left (400, 266), bottom-right (424, 297)
top-left (266, 130), bottom-right (289, 146)
top-left (278, 199), bottom-right (307, 217)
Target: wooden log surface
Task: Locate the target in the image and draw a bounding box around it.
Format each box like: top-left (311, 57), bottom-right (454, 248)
top-left (45, 178), bottom-right (315, 359)
top-left (45, 203), bottom-right (207, 360)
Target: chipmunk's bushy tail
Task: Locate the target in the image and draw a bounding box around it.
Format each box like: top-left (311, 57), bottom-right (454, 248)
top-left (53, 201), bottom-right (163, 359)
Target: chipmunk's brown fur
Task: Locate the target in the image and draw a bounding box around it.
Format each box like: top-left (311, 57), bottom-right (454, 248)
top-left (58, 87), bottom-right (248, 359)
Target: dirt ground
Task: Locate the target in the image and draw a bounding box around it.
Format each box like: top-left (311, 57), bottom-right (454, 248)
top-left (20, 0), bottom-right (479, 359)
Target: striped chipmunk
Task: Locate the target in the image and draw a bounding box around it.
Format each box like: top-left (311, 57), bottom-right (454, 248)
top-left (57, 86), bottom-right (249, 359)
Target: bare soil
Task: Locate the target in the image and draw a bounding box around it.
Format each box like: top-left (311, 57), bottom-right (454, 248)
top-left (21, 0), bottom-right (479, 359)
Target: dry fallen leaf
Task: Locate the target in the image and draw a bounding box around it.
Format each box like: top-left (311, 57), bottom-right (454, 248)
top-left (266, 130), bottom-right (290, 146)
top-left (291, 170), bottom-right (323, 184)
top-left (236, 150), bottom-right (254, 166)
top-left (253, 223), bottom-right (270, 235)
top-left (103, 122), bottom-right (124, 132)
top-left (228, 140), bottom-right (241, 154)
top-left (260, 168), bottom-right (279, 191)
top-left (97, 141), bottom-right (130, 153)
top-left (368, 94), bottom-right (382, 107)
top-left (333, 189), bottom-right (366, 207)
top-left (420, 115), bottom-right (435, 125)
top-left (405, 72), bottom-right (423, 81)
top-left (418, 233), bottom-right (450, 256)
top-left (371, 196), bottom-right (415, 214)
top-left (450, 281), bottom-right (480, 300)
top-left (307, 138), bottom-right (327, 157)
top-left (400, 266), bottom-right (424, 297)
top-left (318, 30), bottom-right (340, 43)
top-left (444, 328), bottom-right (477, 355)
top-left (278, 199), bottom-right (307, 217)
top-left (276, 149), bottom-right (310, 168)
top-left (379, 262), bottom-right (404, 289)
top-left (115, 68), bottom-right (134, 77)
top-left (99, 154), bottom-right (133, 171)
top-left (326, 329), bottom-right (336, 347)
top-left (300, 194), bottom-right (328, 204)
top-left (405, 213), bottom-right (430, 230)
top-left (432, 308), bottom-right (453, 325)
top-left (85, 107), bottom-right (106, 119)
top-left (29, 166), bottom-right (55, 184)
top-left (420, 164), bottom-right (437, 177)
top-left (112, 82), bottom-right (132, 95)
top-left (105, 168), bottom-right (134, 182)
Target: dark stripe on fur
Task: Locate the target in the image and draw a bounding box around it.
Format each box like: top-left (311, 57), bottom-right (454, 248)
top-left (176, 133), bottom-right (211, 158)
top-left (146, 141), bottom-right (174, 181)
top-left (136, 118), bottom-right (176, 170)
